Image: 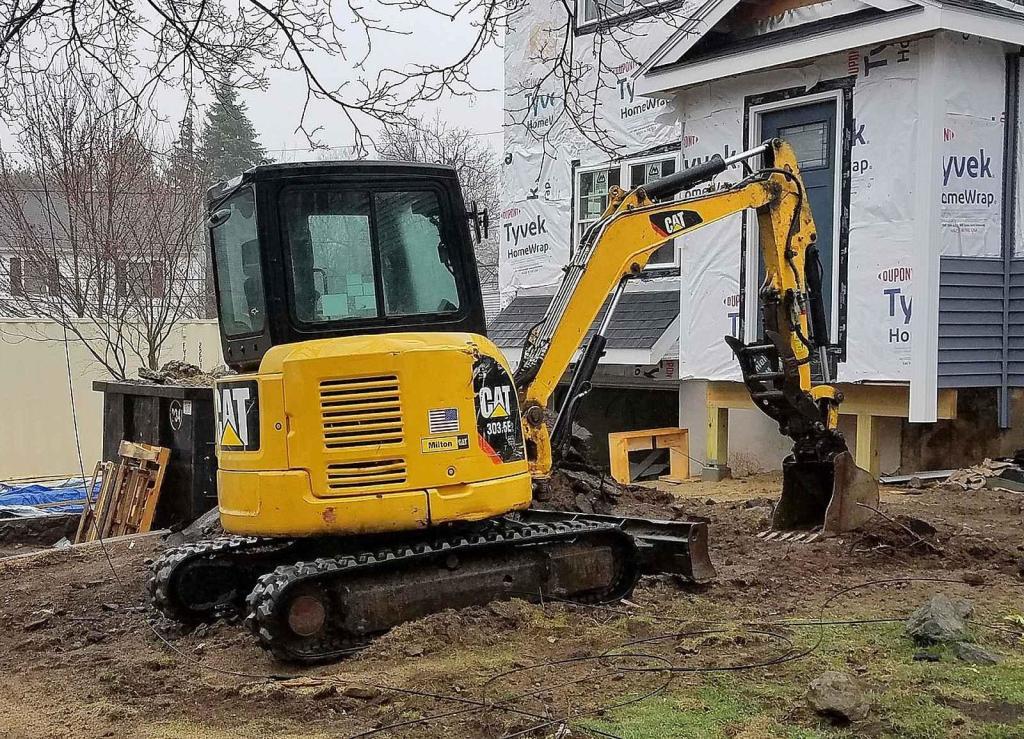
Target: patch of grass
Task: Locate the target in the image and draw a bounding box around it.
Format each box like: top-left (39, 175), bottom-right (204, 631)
top-left (580, 688), bottom-right (761, 739)
top-left (876, 690), bottom-right (963, 739)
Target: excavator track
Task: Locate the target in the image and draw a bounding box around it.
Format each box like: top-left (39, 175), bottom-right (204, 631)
top-left (148, 536), bottom-right (302, 623)
top-left (244, 517), bottom-right (640, 663)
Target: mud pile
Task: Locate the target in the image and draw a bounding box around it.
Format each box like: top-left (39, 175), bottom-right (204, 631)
top-left (135, 360), bottom-right (232, 387)
top-left (531, 466), bottom-right (676, 517)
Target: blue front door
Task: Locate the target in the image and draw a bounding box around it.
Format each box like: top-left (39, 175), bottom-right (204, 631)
top-left (759, 100), bottom-right (838, 333)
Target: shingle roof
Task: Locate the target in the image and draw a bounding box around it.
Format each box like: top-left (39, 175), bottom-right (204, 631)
top-left (487, 290), bottom-right (679, 351)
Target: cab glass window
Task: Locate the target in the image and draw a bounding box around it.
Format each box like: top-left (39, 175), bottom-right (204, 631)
top-left (281, 188), bottom-right (461, 324)
top-left (211, 188), bottom-right (265, 337)
top-left (376, 191), bottom-right (459, 316)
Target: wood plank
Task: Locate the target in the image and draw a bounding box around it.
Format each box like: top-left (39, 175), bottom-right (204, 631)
top-left (668, 429), bottom-right (690, 481)
top-left (84, 462), bottom-right (122, 543)
top-left (74, 462), bottom-right (105, 543)
top-left (118, 440), bottom-right (163, 462)
top-left (608, 427), bottom-right (689, 440)
top-left (609, 436), bottom-right (630, 485)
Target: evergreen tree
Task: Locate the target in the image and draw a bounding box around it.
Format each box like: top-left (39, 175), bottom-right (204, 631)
top-left (197, 83), bottom-right (271, 183)
top-left (169, 110), bottom-right (199, 187)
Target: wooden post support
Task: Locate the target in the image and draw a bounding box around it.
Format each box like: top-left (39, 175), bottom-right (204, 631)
top-left (704, 406), bottom-right (731, 481)
top-left (855, 414), bottom-right (881, 479)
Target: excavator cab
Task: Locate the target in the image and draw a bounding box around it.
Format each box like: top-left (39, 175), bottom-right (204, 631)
top-left (207, 161), bottom-right (488, 372)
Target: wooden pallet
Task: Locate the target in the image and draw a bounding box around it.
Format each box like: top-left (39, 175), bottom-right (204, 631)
top-left (74, 442), bottom-right (170, 543)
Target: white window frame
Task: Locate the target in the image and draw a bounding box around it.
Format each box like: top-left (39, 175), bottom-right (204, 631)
top-left (574, 150), bottom-right (682, 270)
top-left (577, 0), bottom-right (629, 26)
top-left (744, 89), bottom-right (844, 342)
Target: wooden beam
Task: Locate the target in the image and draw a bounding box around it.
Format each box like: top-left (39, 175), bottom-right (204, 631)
top-left (706, 406), bottom-right (730, 467)
top-left (707, 381), bottom-right (956, 420)
top-left (855, 414), bottom-right (881, 479)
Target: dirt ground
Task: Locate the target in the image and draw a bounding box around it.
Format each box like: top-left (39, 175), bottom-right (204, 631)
top-left (0, 474), bottom-right (1022, 739)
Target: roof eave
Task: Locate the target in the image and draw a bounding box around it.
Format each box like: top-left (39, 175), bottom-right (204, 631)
top-left (636, 5), bottom-right (936, 96)
top-left (637, 2), bottom-right (1024, 97)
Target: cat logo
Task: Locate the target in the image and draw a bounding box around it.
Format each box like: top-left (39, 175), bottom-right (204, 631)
top-left (479, 384), bottom-right (513, 419)
top-left (216, 380), bottom-right (260, 451)
top-left (650, 209), bottom-right (702, 238)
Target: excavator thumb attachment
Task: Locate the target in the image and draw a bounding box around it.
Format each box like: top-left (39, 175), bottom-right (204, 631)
top-left (775, 450), bottom-right (878, 533)
top-left (725, 334), bottom-right (879, 535)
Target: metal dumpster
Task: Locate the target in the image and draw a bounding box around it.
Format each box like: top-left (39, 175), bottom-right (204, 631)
top-left (93, 381), bottom-right (217, 528)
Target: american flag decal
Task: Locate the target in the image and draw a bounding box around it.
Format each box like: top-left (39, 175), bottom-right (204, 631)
top-left (428, 407), bottom-right (460, 433)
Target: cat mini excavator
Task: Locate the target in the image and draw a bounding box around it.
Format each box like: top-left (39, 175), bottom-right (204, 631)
top-left (149, 139), bottom-right (877, 662)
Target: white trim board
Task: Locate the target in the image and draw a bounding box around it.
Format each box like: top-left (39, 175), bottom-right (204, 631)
top-left (908, 35), bottom-right (944, 422)
top-left (636, 2), bottom-right (1024, 96)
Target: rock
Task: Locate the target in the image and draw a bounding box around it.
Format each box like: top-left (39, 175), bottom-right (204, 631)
top-left (906, 594), bottom-right (973, 644)
top-left (952, 641), bottom-right (1002, 665)
top-left (342, 685), bottom-right (380, 700)
top-left (704, 498), bottom-right (717, 506)
top-left (807, 671), bottom-right (871, 722)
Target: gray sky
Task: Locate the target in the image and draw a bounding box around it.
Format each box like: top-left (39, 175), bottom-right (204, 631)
top-left (1, 4), bottom-right (506, 161)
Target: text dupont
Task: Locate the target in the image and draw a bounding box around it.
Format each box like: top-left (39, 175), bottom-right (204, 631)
top-left (505, 215), bottom-right (547, 245)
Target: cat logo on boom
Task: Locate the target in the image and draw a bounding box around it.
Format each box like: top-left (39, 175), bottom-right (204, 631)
top-left (217, 380), bottom-right (260, 451)
top-left (649, 209), bottom-right (702, 238)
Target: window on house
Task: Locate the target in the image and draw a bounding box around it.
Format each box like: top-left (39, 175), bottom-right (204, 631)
top-left (8, 256), bottom-right (57, 296)
top-left (116, 260), bottom-right (166, 300)
top-left (580, 0), bottom-right (627, 23)
top-left (574, 154), bottom-right (680, 268)
top-left (577, 166), bottom-right (620, 246)
top-left (628, 158), bottom-right (677, 267)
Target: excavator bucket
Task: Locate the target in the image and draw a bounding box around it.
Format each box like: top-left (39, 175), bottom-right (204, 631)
top-left (774, 451), bottom-right (879, 534)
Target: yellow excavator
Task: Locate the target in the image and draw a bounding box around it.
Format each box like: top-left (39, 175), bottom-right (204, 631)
top-left (149, 139), bottom-right (877, 661)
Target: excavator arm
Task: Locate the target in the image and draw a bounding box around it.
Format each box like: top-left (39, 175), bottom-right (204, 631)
top-left (515, 138), bottom-right (878, 534)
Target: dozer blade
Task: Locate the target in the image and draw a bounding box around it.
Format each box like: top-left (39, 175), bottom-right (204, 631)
top-left (774, 451), bottom-right (878, 534)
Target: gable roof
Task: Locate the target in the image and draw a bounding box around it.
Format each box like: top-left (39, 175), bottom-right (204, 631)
top-left (636, 0), bottom-right (1024, 96)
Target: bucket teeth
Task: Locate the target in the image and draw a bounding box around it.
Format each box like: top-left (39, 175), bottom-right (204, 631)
top-left (757, 529), bottom-right (822, 544)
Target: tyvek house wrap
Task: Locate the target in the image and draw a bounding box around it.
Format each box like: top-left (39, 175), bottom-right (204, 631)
top-left (501, 2), bottom-right (686, 295)
top-left (503, 11), bottom-right (1012, 384)
top-left (673, 43), bottom-right (923, 383)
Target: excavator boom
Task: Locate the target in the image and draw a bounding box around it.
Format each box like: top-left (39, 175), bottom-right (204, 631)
top-left (516, 138), bottom-right (878, 533)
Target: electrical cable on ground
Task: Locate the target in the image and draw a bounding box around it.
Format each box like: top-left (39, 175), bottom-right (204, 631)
top-left (47, 305), bottom-right (1022, 736)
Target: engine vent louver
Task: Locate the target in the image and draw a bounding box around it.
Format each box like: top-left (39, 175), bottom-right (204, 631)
top-left (326, 458), bottom-right (408, 491)
top-left (320, 375), bottom-right (404, 450)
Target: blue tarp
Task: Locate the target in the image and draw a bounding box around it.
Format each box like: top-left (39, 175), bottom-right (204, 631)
top-left (0, 478), bottom-right (99, 514)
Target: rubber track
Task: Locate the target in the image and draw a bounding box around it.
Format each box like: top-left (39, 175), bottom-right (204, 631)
top-left (244, 518), bottom-right (637, 663)
top-left (148, 536), bottom-right (295, 623)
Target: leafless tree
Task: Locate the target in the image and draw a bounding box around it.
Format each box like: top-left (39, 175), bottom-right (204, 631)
top-left (0, 77), bottom-right (206, 378)
top-left (506, 0), bottom-right (698, 159)
top-left (0, 0), bottom-right (692, 155)
top-left (376, 114), bottom-right (499, 292)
